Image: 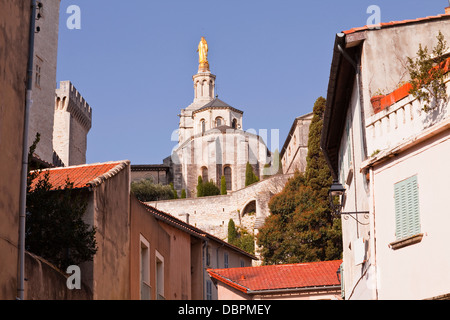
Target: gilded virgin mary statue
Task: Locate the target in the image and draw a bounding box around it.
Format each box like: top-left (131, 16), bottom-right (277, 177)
top-left (197, 37), bottom-right (209, 72)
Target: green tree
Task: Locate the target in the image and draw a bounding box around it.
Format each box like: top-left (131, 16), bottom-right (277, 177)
top-left (131, 179), bottom-right (174, 202)
top-left (181, 189), bottom-right (187, 199)
top-left (227, 219), bottom-right (238, 244)
top-left (245, 162), bottom-right (259, 186)
top-left (407, 31), bottom-right (448, 112)
top-left (196, 176), bottom-right (204, 197)
top-left (26, 134), bottom-right (97, 270)
top-left (170, 182), bottom-right (178, 199)
top-left (196, 176), bottom-right (220, 197)
top-left (202, 179), bottom-right (220, 197)
top-left (221, 175), bottom-right (227, 195)
top-left (257, 97), bottom-right (342, 265)
top-left (27, 173), bottom-right (98, 270)
top-left (227, 219), bottom-right (255, 255)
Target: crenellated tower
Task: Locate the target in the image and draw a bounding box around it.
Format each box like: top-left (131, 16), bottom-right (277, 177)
top-left (53, 81), bottom-right (92, 166)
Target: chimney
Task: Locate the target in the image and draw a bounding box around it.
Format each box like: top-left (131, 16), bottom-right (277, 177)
top-left (446, 7), bottom-right (450, 14)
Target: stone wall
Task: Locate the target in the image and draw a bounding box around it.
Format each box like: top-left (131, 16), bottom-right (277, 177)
top-left (28, 0), bottom-right (61, 164)
top-left (146, 174), bottom-right (291, 240)
top-left (25, 252), bottom-right (92, 300)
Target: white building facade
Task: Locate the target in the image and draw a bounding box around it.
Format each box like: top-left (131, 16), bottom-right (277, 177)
top-left (322, 9), bottom-right (450, 300)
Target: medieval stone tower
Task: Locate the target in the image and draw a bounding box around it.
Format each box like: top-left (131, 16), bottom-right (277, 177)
top-left (27, 0), bottom-right (92, 168)
top-left (53, 81), bottom-right (92, 166)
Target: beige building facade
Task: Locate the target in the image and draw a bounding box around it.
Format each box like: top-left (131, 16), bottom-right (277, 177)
top-left (0, 0), bottom-right (31, 300)
top-left (280, 112), bottom-right (313, 174)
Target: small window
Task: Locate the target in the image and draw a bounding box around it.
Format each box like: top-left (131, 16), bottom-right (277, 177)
top-left (35, 64), bottom-right (41, 88)
top-left (215, 117), bottom-right (223, 127)
top-left (206, 280), bottom-right (213, 300)
top-left (232, 119), bottom-right (237, 129)
top-left (155, 251), bottom-right (165, 300)
top-left (394, 175), bottom-right (421, 240)
top-left (140, 236), bottom-right (151, 300)
top-left (201, 120), bottom-right (206, 134)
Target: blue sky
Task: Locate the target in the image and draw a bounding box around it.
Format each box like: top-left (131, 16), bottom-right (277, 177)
top-left (56, 0), bottom-right (448, 165)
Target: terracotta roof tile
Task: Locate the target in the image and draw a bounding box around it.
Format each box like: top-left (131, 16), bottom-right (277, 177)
top-left (29, 161), bottom-right (130, 191)
top-left (208, 260), bottom-right (342, 294)
top-left (343, 12), bottom-right (450, 35)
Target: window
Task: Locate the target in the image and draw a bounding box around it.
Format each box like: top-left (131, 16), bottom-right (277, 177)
top-left (206, 280), bottom-right (213, 300)
top-left (201, 120), bottom-right (206, 134)
top-left (394, 175), bottom-right (421, 241)
top-left (35, 64), bottom-right (41, 88)
top-left (35, 56), bottom-right (43, 89)
top-left (224, 252), bottom-right (229, 268)
top-left (140, 235), bottom-right (151, 300)
top-left (155, 251), bottom-right (164, 300)
top-left (215, 117), bottom-right (223, 127)
top-left (224, 166), bottom-right (232, 190)
top-left (232, 119), bottom-right (237, 129)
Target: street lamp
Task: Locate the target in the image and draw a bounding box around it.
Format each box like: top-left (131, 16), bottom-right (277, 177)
top-left (328, 180), bottom-right (370, 223)
top-left (329, 180), bottom-right (346, 216)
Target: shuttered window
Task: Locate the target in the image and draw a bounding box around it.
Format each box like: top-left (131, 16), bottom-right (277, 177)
top-left (394, 175), bottom-right (421, 240)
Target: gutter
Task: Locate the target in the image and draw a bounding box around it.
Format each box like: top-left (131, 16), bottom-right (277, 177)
top-left (247, 285), bottom-right (342, 296)
top-left (18, 0), bottom-right (37, 300)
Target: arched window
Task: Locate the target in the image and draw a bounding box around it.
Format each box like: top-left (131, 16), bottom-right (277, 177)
top-left (224, 166), bottom-right (232, 190)
top-left (202, 167), bottom-right (208, 182)
top-left (232, 119), bottom-right (237, 129)
top-left (215, 117), bottom-right (223, 127)
top-left (201, 119), bottom-right (206, 134)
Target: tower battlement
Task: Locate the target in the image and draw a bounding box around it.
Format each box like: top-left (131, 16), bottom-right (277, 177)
top-left (55, 80), bottom-right (92, 130)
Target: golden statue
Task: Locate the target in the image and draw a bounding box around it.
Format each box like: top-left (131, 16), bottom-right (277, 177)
top-left (197, 37), bottom-right (209, 72)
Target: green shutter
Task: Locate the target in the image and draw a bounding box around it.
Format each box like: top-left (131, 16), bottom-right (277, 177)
top-left (394, 175), bottom-right (421, 240)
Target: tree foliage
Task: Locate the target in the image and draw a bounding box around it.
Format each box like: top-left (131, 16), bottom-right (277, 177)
top-left (221, 175), bottom-right (227, 195)
top-left (257, 97), bottom-right (342, 265)
top-left (245, 162), bottom-right (259, 186)
top-left (196, 176), bottom-right (220, 197)
top-left (131, 178), bottom-right (174, 202)
top-left (227, 219), bottom-right (255, 255)
top-left (407, 31), bottom-right (449, 112)
top-left (26, 133), bottom-right (97, 271)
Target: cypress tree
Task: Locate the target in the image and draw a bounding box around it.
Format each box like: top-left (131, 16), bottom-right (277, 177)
top-left (257, 97), bottom-right (342, 264)
top-left (221, 175), bottom-right (227, 195)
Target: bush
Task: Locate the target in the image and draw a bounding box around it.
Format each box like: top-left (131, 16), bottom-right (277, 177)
top-left (131, 179), bottom-right (174, 202)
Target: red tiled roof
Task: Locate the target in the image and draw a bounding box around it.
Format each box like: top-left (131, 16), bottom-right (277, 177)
top-left (29, 161), bottom-right (130, 191)
top-left (343, 12), bottom-right (450, 35)
top-left (208, 260), bottom-right (342, 294)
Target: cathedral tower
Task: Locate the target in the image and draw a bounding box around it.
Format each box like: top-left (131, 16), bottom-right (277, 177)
top-left (178, 37), bottom-right (216, 144)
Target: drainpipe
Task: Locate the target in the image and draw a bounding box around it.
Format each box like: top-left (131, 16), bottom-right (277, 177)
top-left (17, 0), bottom-right (37, 300)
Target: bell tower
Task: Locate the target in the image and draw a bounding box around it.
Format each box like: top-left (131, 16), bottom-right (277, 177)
top-left (178, 37), bottom-right (216, 144)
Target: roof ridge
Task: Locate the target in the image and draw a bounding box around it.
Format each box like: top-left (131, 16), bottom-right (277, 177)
top-left (30, 160), bottom-right (129, 173)
top-left (88, 160), bottom-right (130, 188)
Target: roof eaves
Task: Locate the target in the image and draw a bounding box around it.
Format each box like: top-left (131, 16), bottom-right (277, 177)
top-left (207, 270), bottom-right (249, 294)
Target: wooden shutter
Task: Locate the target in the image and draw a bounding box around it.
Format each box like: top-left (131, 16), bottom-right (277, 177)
top-left (394, 175), bottom-right (420, 240)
